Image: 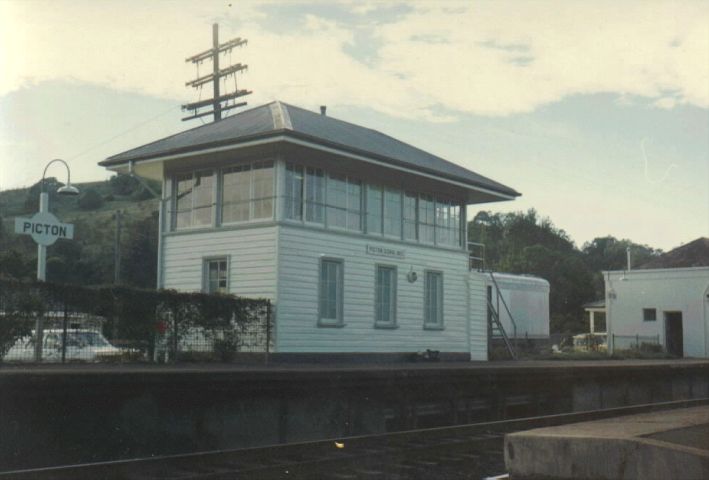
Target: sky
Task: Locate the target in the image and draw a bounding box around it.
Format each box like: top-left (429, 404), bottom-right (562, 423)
top-left (0, 0), bottom-right (707, 251)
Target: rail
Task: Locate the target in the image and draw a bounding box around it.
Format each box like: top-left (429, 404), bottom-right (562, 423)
top-left (4, 398), bottom-right (706, 480)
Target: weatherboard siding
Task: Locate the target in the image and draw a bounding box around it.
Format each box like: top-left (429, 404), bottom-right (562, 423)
top-left (276, 224), bottom-right (474, 354)
top-left (161, 226), bottom-right (277, 300)
top-left (469, 272), bottom-right (488, 361)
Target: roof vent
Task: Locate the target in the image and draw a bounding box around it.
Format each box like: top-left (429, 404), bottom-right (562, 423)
top-left (320, 105), bottom-right (327, 116)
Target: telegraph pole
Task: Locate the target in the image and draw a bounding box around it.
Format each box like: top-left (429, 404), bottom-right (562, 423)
top-left (182, 23), bottom-right (252, 122)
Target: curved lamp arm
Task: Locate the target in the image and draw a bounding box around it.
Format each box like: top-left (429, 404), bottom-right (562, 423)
top-left (41, 159), bottom-right (79, 195)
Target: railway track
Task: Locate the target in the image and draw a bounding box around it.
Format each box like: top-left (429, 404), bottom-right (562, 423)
top-left (3, 398), bottom-right (707, 480)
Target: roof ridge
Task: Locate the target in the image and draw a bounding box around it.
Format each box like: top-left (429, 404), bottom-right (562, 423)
top-left (270, 101), bottom-right (293, 130)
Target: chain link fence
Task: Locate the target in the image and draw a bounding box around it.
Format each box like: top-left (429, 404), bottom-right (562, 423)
top-left (0, 279), bottom-right (272, 364)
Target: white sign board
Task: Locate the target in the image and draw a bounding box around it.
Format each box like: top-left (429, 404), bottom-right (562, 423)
top-left (15, 212), bottom-right (74, 246)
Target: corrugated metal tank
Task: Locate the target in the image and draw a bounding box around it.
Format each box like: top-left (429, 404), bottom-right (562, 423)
top-left (486, 273), bottom-right (550, 339)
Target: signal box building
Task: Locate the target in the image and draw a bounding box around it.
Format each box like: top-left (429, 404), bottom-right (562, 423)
top-left (100, 102), bottom-right (520, 360)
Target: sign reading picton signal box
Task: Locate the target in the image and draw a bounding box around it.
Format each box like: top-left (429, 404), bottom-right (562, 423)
top-left (15, 212), bottom-right (74, 246)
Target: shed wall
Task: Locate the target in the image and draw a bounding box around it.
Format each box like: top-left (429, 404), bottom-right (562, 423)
top-left (605, 268), bottom-right (709, 357)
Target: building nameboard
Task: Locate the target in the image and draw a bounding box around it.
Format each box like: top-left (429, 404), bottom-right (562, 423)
top-left (14, 212), bottom-right (74, 246)
top-left (366, 244), bottom-right (406, 259)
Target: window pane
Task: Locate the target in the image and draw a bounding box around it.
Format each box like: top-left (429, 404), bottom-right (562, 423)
top-left (418, 195), bottom-right (435, 244)
top-left (206, 259), bottom-right (228, 294)
top-left (326, 174), bottom-right (347, 229)
top-left (403, 192), bottom-right (417, 241)
top-left (252, 162), bottom-right (274, 219)
top-left (435, 200), bottom-right (450, 245)
top-left (222, 165), bottom-right (251, 223)
top-left (376, 266), bottom-right (396, 325)
top-left (383, 187), bottom-right (401, 237)
top-left (425, 272), bottom-right (443, 326)
top-left (367, 185), bottom-right (383, 235)
top-left (192, 171), bottom-right (213, 226)
top-left (306, 168), bottom-right (325, 223)
top-left (346, 179), bottom-right (362, 231)
top-left (174, 174), bottom-right (194, 229)
top-left (285, 163), bottom-right (304, 220)
top-left (320, 260), bottom-right (342, 322)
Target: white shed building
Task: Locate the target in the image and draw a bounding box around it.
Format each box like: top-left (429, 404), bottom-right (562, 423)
top-left (100, 102), bottom-right (519, 360)
top-left (604, 267), bottom-right (709, 358)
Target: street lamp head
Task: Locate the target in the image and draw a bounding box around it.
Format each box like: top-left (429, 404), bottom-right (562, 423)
top-left (57, 184), bottom-right (80, 196)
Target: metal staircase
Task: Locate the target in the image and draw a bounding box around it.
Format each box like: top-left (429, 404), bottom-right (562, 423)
top-left (468, 242), bottom-right (518, 360)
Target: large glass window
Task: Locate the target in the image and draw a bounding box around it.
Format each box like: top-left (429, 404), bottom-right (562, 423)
top-left (366, 185), bottom-right (383, 235)
top-left (383, 187), bottom-right (402, 237)
top-left (326, 174), bottom-right (348, 229)
top-left (375, 265), bottom-right (397, 327)
top-left (204, 257), bottom-right (228, 294)
top-left (221, 165), bottom-right (251, 223)
top-left (173, 170), bottom-right (214, 230)
top-left (403, 192), bottom-right (418, 241)
top-left (418, 194), bottom-right (435, 244)
top-left (252, 162), bottom-right (274, 219)
top-left (319, 258), bottom-right (343, 325)
top-left (435, 200), bottom-right (451, 246)
top-left (285, 163), bottom-right (304, 220)
top-left (424, 271), bottom-right (443, 328)
top-left (305, 167), bottom-right (325, 224)
top-left (221, 162), bottom-right (274, 223)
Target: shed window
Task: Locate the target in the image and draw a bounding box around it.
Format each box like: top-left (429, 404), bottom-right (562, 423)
top-left (173, 170), bottom-right (214, 229)
top-left (643, 308), bottom-right (656, 322)
top-left (375, 266), bottom-right (397, 327)
top-left (319, 258), bottom-right (343, 326)
top-left (424, 271), bottom-right (443, 328)
top-left (204, 258), bottom-right (228, 294)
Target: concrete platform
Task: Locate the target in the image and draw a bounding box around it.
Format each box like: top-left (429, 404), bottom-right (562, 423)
top-left (505, 405), bottom-right (709, 479)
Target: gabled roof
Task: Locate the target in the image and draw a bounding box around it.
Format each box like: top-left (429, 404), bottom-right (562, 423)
top-left (100, 101), bottom-right (520, 198)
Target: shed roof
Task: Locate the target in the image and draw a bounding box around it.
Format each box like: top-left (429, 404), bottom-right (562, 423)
top-left (100, 101), bottom-right (519, 198)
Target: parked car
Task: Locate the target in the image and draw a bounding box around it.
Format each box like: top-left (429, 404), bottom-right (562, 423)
top-left (3, 329), bottom-right (126, 362)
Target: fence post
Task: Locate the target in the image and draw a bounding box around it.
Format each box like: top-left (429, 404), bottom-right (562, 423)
top-left (265, 301), bottom-right (271, 366)
top-left (636, 334), bottom-right (639, 350)
top-left (173, 308), bottom-right (179, 364)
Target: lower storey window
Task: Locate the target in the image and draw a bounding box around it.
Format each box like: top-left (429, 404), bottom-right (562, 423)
top-left (375, 265), bottom-right (397, 327)
top-left (424, 271), bottom-right (443, 328)
top-left (204, 258), bottom-right (228, 294)
top-left (319, 258), bottom-right (343, 326)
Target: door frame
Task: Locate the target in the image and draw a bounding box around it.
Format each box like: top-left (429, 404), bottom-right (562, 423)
top-left (663, 310), bottom-right (684, 358)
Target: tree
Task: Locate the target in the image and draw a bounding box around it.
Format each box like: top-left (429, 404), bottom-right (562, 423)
top-left (78, 188), bottom-right (104, 210)
top-left (121, 211), bottom-right (159, 288)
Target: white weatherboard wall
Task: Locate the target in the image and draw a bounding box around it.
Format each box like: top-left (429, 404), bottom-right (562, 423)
top-left (161, 226), bottom-right (278, 300)
top-left (486, 273), bottom-right (550, 339)
top-left (276, 224), bottom-right (480, 356)
top-left (468, 272), bottom-right (488, 361)
top-left (605, 267), bottom-right (709, 358)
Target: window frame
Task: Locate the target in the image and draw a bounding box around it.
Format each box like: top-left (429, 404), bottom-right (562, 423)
top-left (220, 160), bottom-right (275, 225)
top-left (318, 257), bottom-right (345, 327)
top-left (171, 169), bottom-right (216, 231)
top-left (202, 256), bottom-right (230, 294)
top-left (374, 264), bottom-right (398, 329)
top-left (423, 270), bottom-right (444, 330)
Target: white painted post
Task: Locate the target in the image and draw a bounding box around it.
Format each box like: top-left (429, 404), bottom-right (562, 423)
top-left (590, 310), bottom-right (595, 334)
top-left (34, 191), bottom-right (49, 362)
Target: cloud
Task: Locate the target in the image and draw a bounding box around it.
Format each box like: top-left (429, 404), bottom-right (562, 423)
top-left (1, 0), bottom-right (707, 120)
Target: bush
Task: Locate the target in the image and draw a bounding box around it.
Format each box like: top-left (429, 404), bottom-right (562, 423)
top-left (78, 189), bottom-right (103, 210)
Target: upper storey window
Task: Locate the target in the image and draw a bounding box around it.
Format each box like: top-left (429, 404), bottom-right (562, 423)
top-left (173, 170), bottom-right (214, 229)
top-left (221, 161), bottom-right (274, 224)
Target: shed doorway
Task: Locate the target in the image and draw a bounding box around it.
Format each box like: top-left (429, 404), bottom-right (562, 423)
top-left (664, 312), bottom-right (683, 357)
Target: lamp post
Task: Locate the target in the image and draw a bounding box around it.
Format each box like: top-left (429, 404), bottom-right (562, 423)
top-left (37, 159), bottom-right (79, 281)
top-left (34, 160), bottom-right (79, 362)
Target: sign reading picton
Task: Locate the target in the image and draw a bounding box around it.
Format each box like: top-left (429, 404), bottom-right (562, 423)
top-left (366, 244), bottom-right (406, 259)
top-left (14, 211), bottom-right (74, 246)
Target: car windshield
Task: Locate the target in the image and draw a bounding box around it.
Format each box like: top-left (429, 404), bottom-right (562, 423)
top-left (71, 332), bottom-right (110, 347)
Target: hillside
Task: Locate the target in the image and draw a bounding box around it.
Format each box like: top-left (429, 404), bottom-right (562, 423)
top-left (0, 175), bottom-right (160, 287)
